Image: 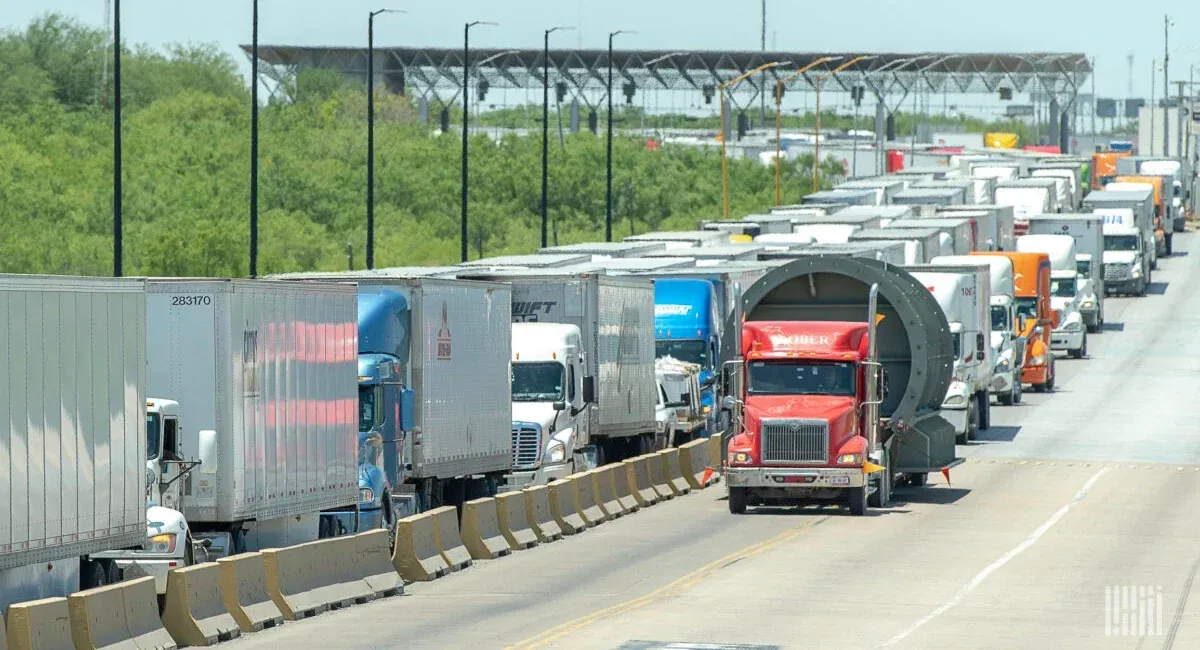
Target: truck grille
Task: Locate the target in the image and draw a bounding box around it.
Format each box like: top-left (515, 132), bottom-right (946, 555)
top-left (760, 419), bottom-right (829, 464)
top-left (1103, 263), bottom-right (1130, 281)
top-left (511, 424), bottom-right (541, 470)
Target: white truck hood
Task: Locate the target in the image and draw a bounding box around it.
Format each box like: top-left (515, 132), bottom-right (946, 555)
top-left (512, 402), bottom-right (560, 430)
top-left (1102, 250), bottom-right (1138, 265)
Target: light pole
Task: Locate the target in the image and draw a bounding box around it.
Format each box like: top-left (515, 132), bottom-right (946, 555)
top-left (1164, 15), bottom-right (1173, 155)
top-left (461, 21), bottom-right (498, 262)
top-left (367, 8), bottom-right (405, 271)
top-left (541, 26), bottom-right (573, 249)
top-left (113, 0), bottom-right (122, 277)
top-left (606, 30), bottom-right (635, 242)
top-left (775, 56), bottom-right (840, 205)
top-left (250, 0), bottom-right (259, 277)
top-left (813, 56), bottom-right (874, 192)
top-left (721, 60), bottom-right (791, 219)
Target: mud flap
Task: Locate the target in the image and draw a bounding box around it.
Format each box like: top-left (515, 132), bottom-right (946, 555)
top-left (891, 412), bottom-right (959, 473)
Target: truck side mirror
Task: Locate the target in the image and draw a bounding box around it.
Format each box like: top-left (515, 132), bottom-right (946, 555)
top-left (721, 395), bottom-right (738, 410)
top-left (1051, 309), bottom-right (1061, 329)
top-left (582, 376), bottom-right (596, 404)
top-left (1018, 315), bottom-right (1028, 332)
top-left (552, 401), bottom-right (566, 411)
top-left (976, 333), bottom-right (986, 356)
top-left (198, 430), bottom-right (218, 472)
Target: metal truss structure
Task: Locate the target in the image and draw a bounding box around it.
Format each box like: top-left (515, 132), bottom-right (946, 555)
top-left (245, 46), bottom-right (1093, 112)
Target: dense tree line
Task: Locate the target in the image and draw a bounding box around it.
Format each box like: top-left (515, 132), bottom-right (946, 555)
top-left (1, 15), bottom-right (862, 276)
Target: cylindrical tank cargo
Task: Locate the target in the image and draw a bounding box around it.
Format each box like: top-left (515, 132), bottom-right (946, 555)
top-left (722, 255), bottom-right (953, 425)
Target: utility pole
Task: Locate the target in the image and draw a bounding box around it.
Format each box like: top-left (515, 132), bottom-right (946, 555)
top-left (1164, 14), bottom-right (1171, 156)
top-left (112, 0), bottom-right (122, 277)
top-left (760, 0), bottom-right (767, 127)
top-left (250, 0), bottom-right (259, 277)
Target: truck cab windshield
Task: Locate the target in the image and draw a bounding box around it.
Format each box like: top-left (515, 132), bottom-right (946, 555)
top-left (990, 305), bottom-right (1009, 332)
top-left (1015, 297), bottom-right (1038, 321)
top-left (359, 385), bottom-right (376, 432)
top-left (746, 361), bottom-right (856, 397)
top-left (1051, 279), bottom-right (1076, 298)
top-left (146, 413), bottom-right (160, 460)
top-left (1075, 260), bottom-right (1091, 278)
top-left (512, 362), bottom-right (565, 402)
top-left (1105, 235), bottom-right (1139, 251)
top-left (656, 339), bottom-right (708, 366)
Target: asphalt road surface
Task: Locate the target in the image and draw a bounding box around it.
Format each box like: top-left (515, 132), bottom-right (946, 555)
top-left (228, 231), bottom-right (1200, 650)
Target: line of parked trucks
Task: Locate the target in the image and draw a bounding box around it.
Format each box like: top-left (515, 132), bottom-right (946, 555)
top-left (1, 148), bottom-right (1187, 614)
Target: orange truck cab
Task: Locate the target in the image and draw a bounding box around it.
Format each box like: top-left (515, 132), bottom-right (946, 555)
top-left (970, 251), bottom-right (1058, 391)
top-left (1092, 151), bottom-right (1130, 190)
top-left (1112, 175), bottom-right (1170, 257)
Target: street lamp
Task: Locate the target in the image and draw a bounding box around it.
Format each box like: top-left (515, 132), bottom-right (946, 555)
top-left (1164, 14), bottom-right (1173, 156)
top-left (774, 56), bottom-right (840, 205)
top-left (249, 0), bottom-right (261, 277)
top-left (720, 60), bottom-right (791, 220)
top-left (541, 26), bottom-right (574, 249)
top-left (367, 8), bottom-right (406, 271)
top-left (461, 21), bottom-right (498, 263)
top-left (812, 56), bottom-right (874, 192)
top-left (606, 30), bottom-right (636, 242)
top-left (113, 0), bottom-right (123, 276)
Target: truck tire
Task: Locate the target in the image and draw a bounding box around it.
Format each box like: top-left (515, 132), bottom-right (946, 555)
top-left (847, 486), bottom-right (868, 516)
top-left (956, 403), bottom-right (976, 445)
top-left (1014, 373), bottom-right (1023, 404)
top-left (977, 391), bottom-right (991, 430)
top-left (81, 559), bottom-right (108, 589)
top-left (998, 389), bottom-right (1014, 406)
top-left (728, 487), bottom-right (748, 515)
top-left (1045, 359), bottom-right (1056, 392)
top-left (909, 472), bottom-right (928, 487)
top-left (868, 460), bottom-right (891, 508)
top-left (1166, 233), bottom-right (1173, 256)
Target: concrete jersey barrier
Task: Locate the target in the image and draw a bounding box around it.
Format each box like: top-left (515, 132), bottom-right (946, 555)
top-left (6, 597), bottom-right (73, 650)
top-left (611, 462), bottom-right (641, 513)
top-left (590, 466), bottom-right (628, 518)
top-left (494, 491), bottom-right (540, 551)
top-left (68, 575), bottom-right (177, 650)
top-left (460, 498), bottom-right (513, 560)
top-left (678, 438), bottom-right (716, 490)
top-left (644, 451), bottom-right (675, 500)
top-left (429, 505), bottom-right (474, 571)
top-left (218, 552), bottom-right (285, 633)
top-left (547, 478), bottom-right (588, 534)
top-left (263, 537), bottom-right (374, 620)
top-left (354, 529), bottom-right (404, 598)
top-left (709, 433), bottom-right (725, 481)
top-left (522, 486), bottom-right (565, 543)
top-left (162, 562), bottom-right (242, 646)
top-left (392, 510), bottom-right (451, 581)
top-left (566, 471), bottom-right (609, 527)
top-left (624, 457), bottom-right (660, 508)
top-left (657, 448), bottom-right (693, 496)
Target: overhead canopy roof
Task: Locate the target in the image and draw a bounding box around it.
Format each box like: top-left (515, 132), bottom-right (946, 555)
top-left (245, 46), bottom-right (1092, 106)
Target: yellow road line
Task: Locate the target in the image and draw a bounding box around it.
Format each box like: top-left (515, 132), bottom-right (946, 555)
top-left (505, 515), bottom-right (830, 649)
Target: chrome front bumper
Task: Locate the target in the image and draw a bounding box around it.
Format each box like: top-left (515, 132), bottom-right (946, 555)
top-left (501, 463), bottom-right (573, 492)
top-left (1051, 329), bottom-right (1084, 350)
top-left (725, 466), bottom-right (865, 489)
top-left (990, 371), bottom-right (1013, 394)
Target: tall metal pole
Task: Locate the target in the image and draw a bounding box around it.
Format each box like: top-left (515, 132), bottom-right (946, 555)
top-left (759, 0), bottom-right (766, 126)
top-left (813, 78), bottom-right (822, 193)
top-left (113, 0), bottom-right (122, 277)
top-left (606, 31), bottom-right (628, 242)
top-left (461, 23), bottom-right (471, 262)
top-left (1151, 59), bottom-right (1156, 154)
top-left (1091, 57), bottom-right (1096, 140)
top-left (367, 12), bottom-right (376, 269)
top-left (1163, 14), bottom-right (1170, 156)
top-left (774, 81), bottom-right (783, 205)
top-left (541, 27), bottom-right (571, 249)
top-left (250, 0), bottom-right (259, 278)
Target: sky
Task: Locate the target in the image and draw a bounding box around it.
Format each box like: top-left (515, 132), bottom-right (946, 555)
top-left (8, 0), bottom-right (1200, 106)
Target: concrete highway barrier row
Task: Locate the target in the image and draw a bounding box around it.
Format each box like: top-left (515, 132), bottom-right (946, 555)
top-left (68, 575), bottom-right (177, 650)
top-left (461, 497), bottom-right (514, 560)
top-left (643, 452), bottom-right (675, 500)
top-left (353, 530), bottom-right (404, 599)
top-left (5, 597), bottom-right (73, 650)
top-left (657, 448), bottom-right (692, 497)
top-left (430, 505), bottom-right (474, 572)
top-left (708, 433), bottom-right (724, 482)
top-left (624, 456), bottom-right (661, 508)
top-left (392, 510), bottom-right (452, 581)
top-left (547, 478), bottom-right (588, 535)
top-left (590, 466), bottom-right (628, 519)
top-left (523, 485), bottom-right (565, 543)
top-left (610, 462), bottom-right (641, 514)
top-left (263, 537), bottom-right (374, 621)
top-left (163, 562), bottom-right (241, 646)
top-left (566, 471), bottom-right (609, 527)
top-left (495, 491), bottom-right (540, 551)
top-left (678, 438), bottom-right (717, 490)
top-left (218, 552), bottom-right (286, 633)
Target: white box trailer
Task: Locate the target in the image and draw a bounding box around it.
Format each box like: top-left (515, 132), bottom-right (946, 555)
top-left (0, 276), bottom-right (148, 612)
top-left (453, 272), bottom-right (657, 462)
top-left (736, 214), bottom-right (797, 236)
top-left (850, 227), bottom-right (945, 263)
top-left (912, 180), bottom-right (981, 204)
top-left (888, 217), bottom-right (976, 255)
top-left (539, 241), bottom-right (667, 259)
top-left (835, 178), bottom-right (908, 204)
top-left (624, 230), bottom-right (729, 249)
top-left (937, 205), bottom-right (1016, 252)
top-left (145, 279), bottom-right (359, 553)
top-left (1026, 214), bottom-right (1105, 331)
top-left (831, 205), bottom-right (915, 225)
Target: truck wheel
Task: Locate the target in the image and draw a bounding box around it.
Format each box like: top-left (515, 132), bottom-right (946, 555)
top-left (81, 559), bottom-right (108, 589)
top-left (1166, 234), bottom-right (1173, 256)
top-left (1014, 374), bottom-right (1023, 403)
top-left (977, 392), bottom-right (991, 430)
top-left (728, 487), bottom-right (748, 515)
top-left (909, 473), bottom-right (928, 487)
top-left (998, 389), bottom-right (1014, 406)
top-left (847, 486), bottom-right (868, 516)
top-left (1045, 360), bottom-right (1056, 392)
top-left (868, 463), bottom-right (891, 508)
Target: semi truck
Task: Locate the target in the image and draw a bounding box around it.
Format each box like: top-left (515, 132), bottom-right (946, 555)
top-left (850, 227), bottom-right (946, 264)
top-left (1017, 235), bottom-right (1087, 359)
top-left (455, 271), bottom-right (657, 467)
top-left (970, 252), bottom-right (1058, 392)
top-left (1029, 163), bottom-right (1083, 210)
top-left (995, 179), bottom-right (1059, 235)
top-left (905, 265), bottom-right (994, 443)
top-left (1083, 189), bottom-right (1156, 295)
top-left (888, 217), bottom-right (976, 255)
top-left (722, 256), bottom-right (962, 515)
top-left (0, 277), bottom-right (158, 613)
top-left (651, 278), bottom-right (722, 437)
top-left (1109, 175), bottom-right (1171, 256)
top-left (890, 187), bottom-right (967, 207)
top-left (1027, 215), bottom-right (1105, 332)
top-left (654, 357), bottom-right (706, 447)
top-left (931, 255), bottom-right (1024, 406)
top-left (509, 322), bottom-right (589, 486)
top-left (1117, 156), bottom-right (1185, 232)
top-left (938, 205), bottom-right (1017, 252)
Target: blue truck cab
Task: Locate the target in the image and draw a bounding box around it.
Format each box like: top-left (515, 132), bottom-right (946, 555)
top-left (319, 288), bottom-right (414, 537)
top-left (653, 279), bottom-right (721, 438)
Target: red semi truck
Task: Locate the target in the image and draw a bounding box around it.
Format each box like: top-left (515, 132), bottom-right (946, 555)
top-left (722, 256), bottom-right (963, 516)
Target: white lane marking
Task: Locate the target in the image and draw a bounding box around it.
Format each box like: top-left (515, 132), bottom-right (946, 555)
top-left (876, 467), bottom-right (1109, 648)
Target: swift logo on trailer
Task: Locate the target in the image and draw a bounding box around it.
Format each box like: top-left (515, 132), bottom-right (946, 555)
top-left (436, 302), bottom-right (452, 360)
top-left (513, 301), bottom-right (557, 322)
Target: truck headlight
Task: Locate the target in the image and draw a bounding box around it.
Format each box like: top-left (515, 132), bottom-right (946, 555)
top-left (944, 394), bottom-right (967, 406)
top-left (359, 487), bottom-right (375, 504)
top-left (996, 358), bottom-right (1011, 372)
top-left (1131, 265), bottom-right (1142, 277)
top-left (544, 442), bottom-right (566, 464)
top-left (655, 420), bottom-right (666, 434)
top-left (702, 405), bottom-right (712, 415)
top-left (1030, 355), bottom-right (1046, 366)
top-left (147, 533), bottom-right (177, 554)
top-left (836, 453), bottom-right (863, 465)
top-left (1081, 299), bottom-right (1096, 309)
top-left (728, 451), bottom-right (751, 464)
top-left (1062, 322), bottom-right (1083, 333)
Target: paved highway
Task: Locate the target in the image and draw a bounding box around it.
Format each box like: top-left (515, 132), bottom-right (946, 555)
top-left (228, 231), bottom-right (1200, 650)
